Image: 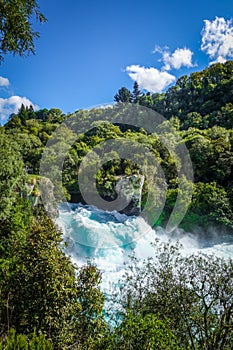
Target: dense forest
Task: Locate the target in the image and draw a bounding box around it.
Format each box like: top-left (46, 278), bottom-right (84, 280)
top-left (2, 61), bottom-right (233, 231)
top-left (0, 61), bottom-right (233, 348)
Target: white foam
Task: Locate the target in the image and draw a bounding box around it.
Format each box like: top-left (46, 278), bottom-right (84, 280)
top-left (56, 203), bottom-right (233, 292)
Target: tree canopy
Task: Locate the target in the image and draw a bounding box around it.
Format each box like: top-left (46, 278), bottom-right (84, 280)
top-left (114, 87), bottom-right (132, 103)
top-left (0, 0), bottom-right (47, 62)
top-left (0, 60), bottom-right (233, 349)
top-left (134, 61), bottom-right (233, 130)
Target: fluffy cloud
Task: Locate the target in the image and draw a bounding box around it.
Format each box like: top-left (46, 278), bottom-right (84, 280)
top-left (0, 76), bottom-right (10, 87)
top-left (126, 65), bottom-right (176, 93)
top-left (201, 17), bottom-right (233, 63)
top-left (0, 96), bottom-right (39, 122)
top-left (154, 47), bottom-right (194, 71)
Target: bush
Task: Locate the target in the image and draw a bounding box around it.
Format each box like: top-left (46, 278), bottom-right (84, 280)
top-left (0, 329), bottom-right (53, 349)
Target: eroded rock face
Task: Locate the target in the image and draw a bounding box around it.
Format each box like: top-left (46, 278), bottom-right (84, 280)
top-left (26, 176), bottom-right (58, 218)
top-left (70, 174), bottom-right (145, 216)
top-left (115, 174), bottom-right (145, 216)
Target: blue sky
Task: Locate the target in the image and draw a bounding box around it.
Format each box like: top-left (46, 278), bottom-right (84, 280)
top-left (0, 0), bottom-right (233, 121)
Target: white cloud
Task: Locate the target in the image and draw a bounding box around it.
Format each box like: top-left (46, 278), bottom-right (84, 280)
top-left (201, 17), bottom-right (233, 64)
top-left (0, 96), bottom-right (39, 122)
top-left (154, 46), bottom-right (195, 71)
top-left (0, 76), bottom-right (10, 87)
top-left (126, 65), bottom-right (176, 93)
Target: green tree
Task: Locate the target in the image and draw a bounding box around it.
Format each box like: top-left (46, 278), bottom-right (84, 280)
top-left (187, 182), bottom-right (233, 228)
top-left (0, 328), bottom-right (53, 349)
top-left (74, 263), bottom-right (106, 349)
top-left (114, 87), bottom-right (132, 103)
top-left (138, 61), bottom-right (233, 130)
top-left (132, 81), bottom-right (141, 103)
top-left (0, 203), bottom-right (108, 349)
top-left (18, 104), bottom-right (29, 125)
top-left (117, 241), bottom-right (233, 349)
top-left (0, 208), bottom-right (80, 348)
top-left (0, 0), bottom-right (47, 62)
top-left (112, 313), bottom-right (181, 349)
top-left (0, 132), bottom-right (25, 221)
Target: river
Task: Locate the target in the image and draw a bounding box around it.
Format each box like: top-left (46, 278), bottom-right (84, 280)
top-left (56, 202), bottom-right (233, 293)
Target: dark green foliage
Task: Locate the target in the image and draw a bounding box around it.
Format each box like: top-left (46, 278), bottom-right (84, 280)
top-left (0, 328), bottom-right (53, 349)
top-left (188, 182), bottom-right (233, 228)
top-left (111, 313), bottom-right (181, 349)
top-left (0, 61), bottom-right (233, 349)
top-left (111, 62), bottom-right (233, 229)
top-left (73, 264), bottom-right (106, 349)
top-left (0, 208), bottom-right (79, 346)
top-left (132, 81), bottom-right (141, 103)
top-left (0, 202), bottom-right (107, 349)
top-left (114, 87), bottom-right (133, 103)
top-left (116, 241), bottom-right (233, 349)
top-left (136, 61), bottom-right (233, 130)
top-left (4, 92), bottom-right (233, 229)
top-left (183, 126), bottom-right (233, 186)
top-left (0, 0), bottom-right (47, 62)
top-left (6, 105), bottom-right (66, 130)
top-left (0, 132), bottom-right (25, 221)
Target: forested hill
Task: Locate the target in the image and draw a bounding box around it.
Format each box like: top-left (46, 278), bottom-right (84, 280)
top-left (2, 61), bottom-right (233, 231)
top-left (5, 61), bottom-right (233, 131)
top-left (118, 60), bottom-right (233, 130)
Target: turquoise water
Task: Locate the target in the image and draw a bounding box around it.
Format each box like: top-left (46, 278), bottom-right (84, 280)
top-left (56, 203), bottom-right (233, 292)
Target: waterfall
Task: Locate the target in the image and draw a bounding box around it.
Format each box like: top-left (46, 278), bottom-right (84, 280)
top-left (56, 203), bottom-right (233, 294)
